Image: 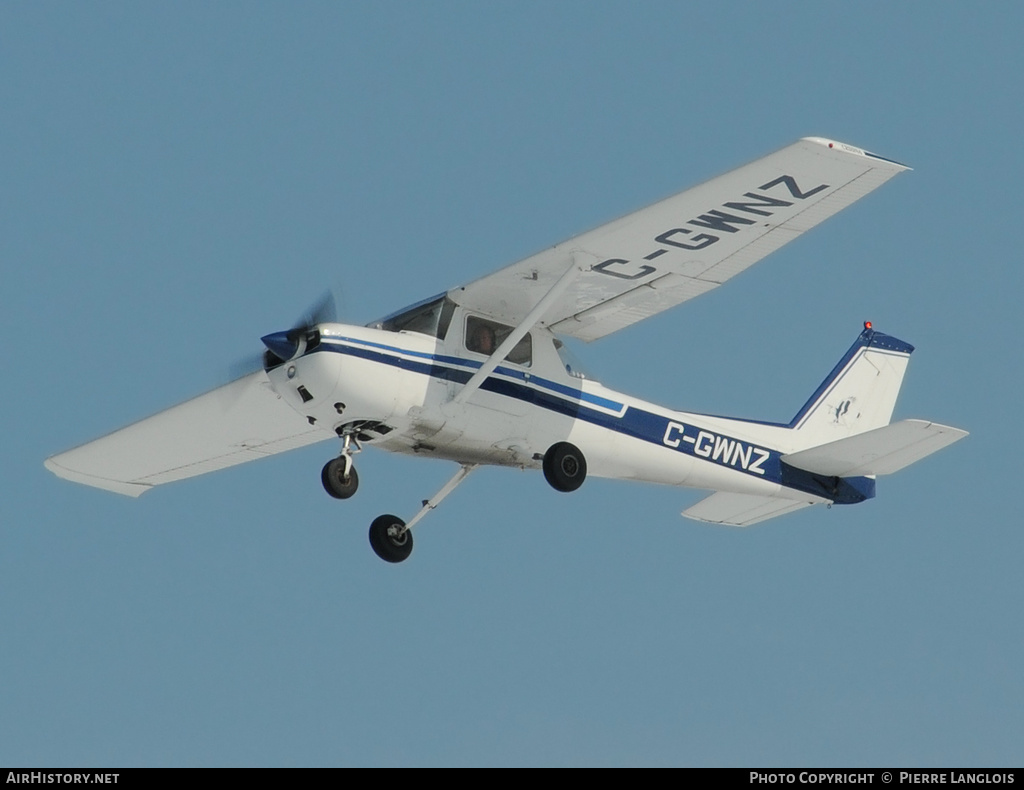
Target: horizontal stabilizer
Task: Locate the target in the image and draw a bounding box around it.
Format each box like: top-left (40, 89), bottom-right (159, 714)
top-left (781, 419), bottom-right (968, 477)
top-left (681, 492), bottom-right (820, 527)
top-left (45, 372), bottom-right (331, 496)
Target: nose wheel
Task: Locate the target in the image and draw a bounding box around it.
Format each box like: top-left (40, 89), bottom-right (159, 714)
top-left (322, 430), bottom-right (362, 499)
top-left (321, 457), bottom-right (359, 499)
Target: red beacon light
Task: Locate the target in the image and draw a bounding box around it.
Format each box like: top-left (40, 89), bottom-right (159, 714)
top-left (864, 321), bottom-right (873, 331)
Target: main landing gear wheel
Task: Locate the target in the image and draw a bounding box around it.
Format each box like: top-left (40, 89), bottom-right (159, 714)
top-left (543, 441), bottom-right (587, 492)
top-left (369, 515), bottom-right (413, 563)
top-left (321, 457), bottom-right (359, 499)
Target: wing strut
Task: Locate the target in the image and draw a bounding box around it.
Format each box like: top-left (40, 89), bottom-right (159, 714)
top-left (453, 258), bottom-right (585, 405)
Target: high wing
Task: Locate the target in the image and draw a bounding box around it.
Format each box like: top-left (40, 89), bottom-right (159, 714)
top-left (45, 372), bottom-right (331, 497)
top-left (449, 137), bottom-right (909, 341)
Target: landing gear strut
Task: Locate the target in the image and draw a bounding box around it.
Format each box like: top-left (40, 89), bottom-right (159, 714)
top-left (321, 430), bottom-right (361, 499)
top-left (368, 464), bottom-right (477, 563)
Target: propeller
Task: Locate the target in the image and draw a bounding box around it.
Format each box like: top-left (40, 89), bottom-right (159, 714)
top-left (289, 291), bottom-right (337, 340)
top-left (262, 290), bottom-right (337, 363)
top-left (228, 291), bottom-right (339, 380)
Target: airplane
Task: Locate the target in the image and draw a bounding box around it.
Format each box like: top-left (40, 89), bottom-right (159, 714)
top-left (44, 137), bottom-right (968, 563)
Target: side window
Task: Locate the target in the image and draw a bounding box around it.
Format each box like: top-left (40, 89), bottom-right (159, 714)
top-left (465, 316), bottom-right (532, 367)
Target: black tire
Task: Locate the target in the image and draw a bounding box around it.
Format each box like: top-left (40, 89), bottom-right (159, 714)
top-left (321, 457), bottom-right (359, 499)
top-left (542, 441), bottom-right (587, 492)
top-left (369, 515), bottom-right (413, 563)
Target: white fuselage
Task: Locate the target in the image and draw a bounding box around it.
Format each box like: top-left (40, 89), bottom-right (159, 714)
top-left (265, 316), bottom-right (819, 505)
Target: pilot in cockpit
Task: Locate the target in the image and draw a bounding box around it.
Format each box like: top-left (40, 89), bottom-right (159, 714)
top-left (470, 323), bottom-right (495, 355)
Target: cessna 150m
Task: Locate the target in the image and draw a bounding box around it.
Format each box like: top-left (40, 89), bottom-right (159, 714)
top-left (45, 137), bottom-right (967, 562)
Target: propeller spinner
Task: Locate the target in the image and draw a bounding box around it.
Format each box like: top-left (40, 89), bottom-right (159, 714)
top-left (260, 292), bottom-right (337, 368)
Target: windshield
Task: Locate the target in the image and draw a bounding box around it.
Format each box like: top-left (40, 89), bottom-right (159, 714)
top-left (371, 295), bottom-right (456, 339)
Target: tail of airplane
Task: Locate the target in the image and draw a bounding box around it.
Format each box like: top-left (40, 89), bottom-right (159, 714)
top-left (787, 323), bottom-right (913, 449)
top-left (681, 324), bottom-right (967, 526)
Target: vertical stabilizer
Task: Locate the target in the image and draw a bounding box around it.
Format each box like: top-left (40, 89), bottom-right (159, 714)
top-left (789, 326), bottom-right (914, 450)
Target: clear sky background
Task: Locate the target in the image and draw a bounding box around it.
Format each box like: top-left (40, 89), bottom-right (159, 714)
top-left (2, 1), bottom-right (1020, 767)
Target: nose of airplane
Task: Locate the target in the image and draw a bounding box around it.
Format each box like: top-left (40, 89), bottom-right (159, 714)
top-left (261, 331), bottom-right (298, 362)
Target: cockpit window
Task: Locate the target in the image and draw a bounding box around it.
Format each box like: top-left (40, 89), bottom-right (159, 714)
top-left (465, 316), bottom-right (532, 367)
top-left (375, 295), bottom-right (456, 339)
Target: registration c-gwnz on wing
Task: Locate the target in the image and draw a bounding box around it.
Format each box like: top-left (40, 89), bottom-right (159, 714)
top-left (45, 137), bottom-right (968, 563)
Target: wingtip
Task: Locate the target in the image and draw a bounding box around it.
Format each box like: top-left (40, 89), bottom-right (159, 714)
top-left (44, 454), bottom-right (150, 498)
top-left (801, 136), bottom-right (912, 170)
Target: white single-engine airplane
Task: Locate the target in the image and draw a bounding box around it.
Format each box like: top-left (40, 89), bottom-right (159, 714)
top-left (46, 137), bottom-right (967, 562)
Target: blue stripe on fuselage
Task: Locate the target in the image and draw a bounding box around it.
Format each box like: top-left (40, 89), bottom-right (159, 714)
top-left (324, 336), bottom-right (624, 412)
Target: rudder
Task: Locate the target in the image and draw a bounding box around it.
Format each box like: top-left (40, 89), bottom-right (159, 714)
top-left (789, 324), bottom-right (914, 450)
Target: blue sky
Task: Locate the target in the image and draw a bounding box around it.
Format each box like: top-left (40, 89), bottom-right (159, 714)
top-left (2, 1), bottom-right (1021, 767)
